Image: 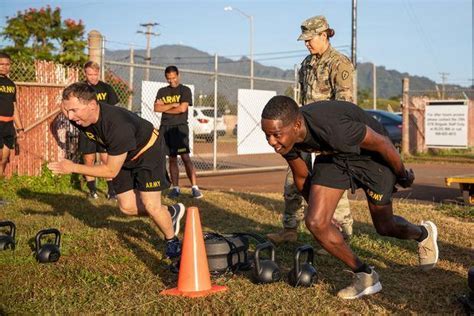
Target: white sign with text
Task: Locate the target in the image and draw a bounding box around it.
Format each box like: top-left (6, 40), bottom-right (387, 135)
top-left (425, 102), bottom-right (468, 148)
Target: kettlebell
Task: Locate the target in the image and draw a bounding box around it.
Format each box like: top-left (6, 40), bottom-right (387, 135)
top-left (468, 266), bottom-right (474, 292)
top-left (35, 228), bottom-right (61, 263)
top-left (253, 242), bottom-right (281, 284)
top-left (288, 245), bottom-right (317, 287)
top-left (0, 221), bottom-right (16, 250)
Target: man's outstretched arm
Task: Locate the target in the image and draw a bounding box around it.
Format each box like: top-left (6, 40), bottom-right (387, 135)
top-left (48, 152), bottom-right (127, 179)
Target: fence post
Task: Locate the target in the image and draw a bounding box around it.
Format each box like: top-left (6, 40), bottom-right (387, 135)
top-left (402, 77), bottom-right (410, 156)
top-left (128, 44), bottom-right (134, 111)
top-left (213, 54), bottom-right (218, 171)
top-left (88, 30), bottom-right (102, 65)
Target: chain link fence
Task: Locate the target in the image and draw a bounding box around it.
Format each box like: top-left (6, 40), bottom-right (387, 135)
top-left (7, 57), bottom-right (296, 176)
top-left (105, 59), bottom-right (296, 174)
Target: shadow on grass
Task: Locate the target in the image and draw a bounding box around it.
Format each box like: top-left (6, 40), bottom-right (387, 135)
top-left (213, 190), bottom-right (471, 313)
top-left (16, 187), bottom-right (471, 312)
top-left (16, 188), bottom-right (179, 286)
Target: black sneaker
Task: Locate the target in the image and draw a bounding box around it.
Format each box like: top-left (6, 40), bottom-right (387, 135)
top-left (167, 187), bottom-right (180, 199)
top-left (106, 192), bottom-right (118, 201)
top-left (192, 187), bottom-right (203, 199)
top-left (165, 237), bottom-right (181, 259)
top-left (88, 191), bottom-right (99, 199)
top-left (168, 203), bottom-right (185, 236)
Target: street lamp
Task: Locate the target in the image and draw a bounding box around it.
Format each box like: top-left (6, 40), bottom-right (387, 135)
top-left (224, 6), bottom-right (254, 89)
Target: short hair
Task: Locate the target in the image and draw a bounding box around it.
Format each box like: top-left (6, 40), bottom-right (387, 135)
top-left (261, 96), bottom-right (300, 126)
top-left (83, 61), bottom-right (100, 71)
top-left (62, 82), bottom-right (97, 103)
top-left (165, 65), bottom-right (179, 75)
top-left (0, 52), bottom-right (11, 60)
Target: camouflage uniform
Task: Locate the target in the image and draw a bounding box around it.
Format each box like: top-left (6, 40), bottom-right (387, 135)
top-left (282, 15), bottom-right (354, 238)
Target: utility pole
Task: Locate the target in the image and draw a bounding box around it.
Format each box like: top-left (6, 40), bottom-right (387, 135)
top-left (439, 72), bottom-right (449, 99)
top-left (137, 22), bottom-right (159, 81)
top-left (351, 0), bottom-right (358, 104)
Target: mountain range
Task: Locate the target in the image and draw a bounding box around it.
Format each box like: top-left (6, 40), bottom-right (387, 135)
top-left (105, 44), bottom-right (463, 103)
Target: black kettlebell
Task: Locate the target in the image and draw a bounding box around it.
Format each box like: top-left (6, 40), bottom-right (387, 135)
top-left (35, 228), bottom-right (61, 263)
top-left (288, 245), bottom-right (317, 287)
top-left (253, 242), bottom-right (281, 284)
top-left (0, 221), bottom-right (16, 250)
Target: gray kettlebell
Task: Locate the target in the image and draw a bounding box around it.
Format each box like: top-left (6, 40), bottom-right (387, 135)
top-left (253, 242), bottom-right (281, 284)
top-left (35, 228), bottom-right (61, 263)
top-left (0, 221), bottom-right (16, 250)
top-left (288, 245), bottom-right (317, 287)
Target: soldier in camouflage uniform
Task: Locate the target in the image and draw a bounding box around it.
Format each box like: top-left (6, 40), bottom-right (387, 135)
top-left (267, 15), bottom-right (354, 244)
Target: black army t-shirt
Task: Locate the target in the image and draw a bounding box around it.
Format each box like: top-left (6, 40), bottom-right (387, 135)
top-left (87, 81), bottom-right (119, 105)
top-left (71, 103), bottom-right (154, 167)
top-left (155, 84), bottom-right (192, 126)
top-left (0, 75), bottom-right (16, 116)
top-left (284, 100), bottom-right (387, 160)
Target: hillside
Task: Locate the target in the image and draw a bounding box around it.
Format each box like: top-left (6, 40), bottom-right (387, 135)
top-left (105, 44), bottom-right (453, 104)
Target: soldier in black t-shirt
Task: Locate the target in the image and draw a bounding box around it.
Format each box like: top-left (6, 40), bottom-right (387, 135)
top-left (0, 52), bottom-right (24, 178)
top-left (261, 96), bottom-right (439, 299)
top-left (80, 61), bottom-right (120, 200)
top-left (154, 65), bottom-right (203, 199)
top-left (48, 82), bottom-right (185, 259)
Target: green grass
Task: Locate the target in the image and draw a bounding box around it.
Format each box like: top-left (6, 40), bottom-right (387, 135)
top-left (0, 172), bottom-right (473, 313)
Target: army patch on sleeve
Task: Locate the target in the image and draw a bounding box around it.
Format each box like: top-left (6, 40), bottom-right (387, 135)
top-left (341, 70), bottom-right (349, 80)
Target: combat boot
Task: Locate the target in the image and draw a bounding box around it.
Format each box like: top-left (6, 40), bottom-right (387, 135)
top-left (266, 228), bottom-right (298, 244)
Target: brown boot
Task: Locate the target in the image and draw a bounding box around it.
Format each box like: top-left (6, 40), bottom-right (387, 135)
top-left (266, 228), bottom-right (298, 244)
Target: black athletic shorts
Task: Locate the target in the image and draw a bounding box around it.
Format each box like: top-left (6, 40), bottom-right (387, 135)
top-left (0, 121), bottom-right (15, 149)
top-left (112, 133), bottom-right (171, 194)
top-left (78, 132), bottom-right (107, 154)
top-left (159, 124), bottom-right (190, 157)
top-left (311, 154), bottom-right (396, 205)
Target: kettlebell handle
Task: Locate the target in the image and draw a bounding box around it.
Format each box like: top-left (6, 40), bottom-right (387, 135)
top-left (255, 242), bottom-right (275, 273)
top-left (294, 245), bottom-right (314, 276)
top-left (35, 228), bottom-right (61, 250)
top-left (0, 221), bottom-right (16, 239)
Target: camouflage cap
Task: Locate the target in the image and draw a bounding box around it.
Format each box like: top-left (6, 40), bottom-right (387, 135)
top-left (297, 15), bottom-right (329, 41)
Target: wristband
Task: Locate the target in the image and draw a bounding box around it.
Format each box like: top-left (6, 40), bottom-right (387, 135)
top-left (16, 128), bottom-right (24, 132)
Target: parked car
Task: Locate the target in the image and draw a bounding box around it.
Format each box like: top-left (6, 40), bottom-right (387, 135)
top-left (365, 110), bottom-right (402, 149)
top-left (192, 107), bottom-right (227, 142)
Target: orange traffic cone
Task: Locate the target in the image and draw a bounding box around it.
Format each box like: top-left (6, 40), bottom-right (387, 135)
top-left (161, 207), bottom-right (227, 297)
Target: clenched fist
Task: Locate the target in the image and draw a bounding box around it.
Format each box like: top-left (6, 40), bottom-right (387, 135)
top-left (397, 168), bottom-right (415, 188)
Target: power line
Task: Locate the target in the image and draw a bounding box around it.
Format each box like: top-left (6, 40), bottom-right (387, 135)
top-left (137, 22), bottom-right (159, 81)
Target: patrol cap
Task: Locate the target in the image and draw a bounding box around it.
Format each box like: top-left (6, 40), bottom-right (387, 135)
top-left (297, 15), bottom-right (329, 41)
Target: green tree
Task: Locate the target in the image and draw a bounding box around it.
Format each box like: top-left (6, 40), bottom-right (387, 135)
top-left (1, 6), bottom-right (87, 64)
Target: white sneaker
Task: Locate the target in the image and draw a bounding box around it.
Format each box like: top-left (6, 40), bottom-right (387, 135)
top-left (337, 268), bottom-right (382, 299)
top-left (418, 221), bottom-right (439, 271)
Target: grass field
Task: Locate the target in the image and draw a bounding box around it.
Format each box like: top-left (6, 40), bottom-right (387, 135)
top-left (0, 171), bottom-right (473, 313)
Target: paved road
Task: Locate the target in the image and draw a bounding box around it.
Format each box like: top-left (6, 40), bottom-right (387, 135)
top-left (181, 162), bottom-right (473, 204)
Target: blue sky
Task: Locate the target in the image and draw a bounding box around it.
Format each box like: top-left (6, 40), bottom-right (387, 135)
top-left (1, 0), bottom-right (472, 86)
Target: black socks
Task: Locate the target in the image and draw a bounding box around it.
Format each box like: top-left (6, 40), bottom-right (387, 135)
top-left (106, 180), bottom-right (115, 195)
top-left (165, 236), bottom-right (179, 242)
top-left (86, 180), bottom-right (96, 193)
top-left (354, 263), bottom-right (372, 274)
top-left (416, 225), bottom-right (428, 242)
